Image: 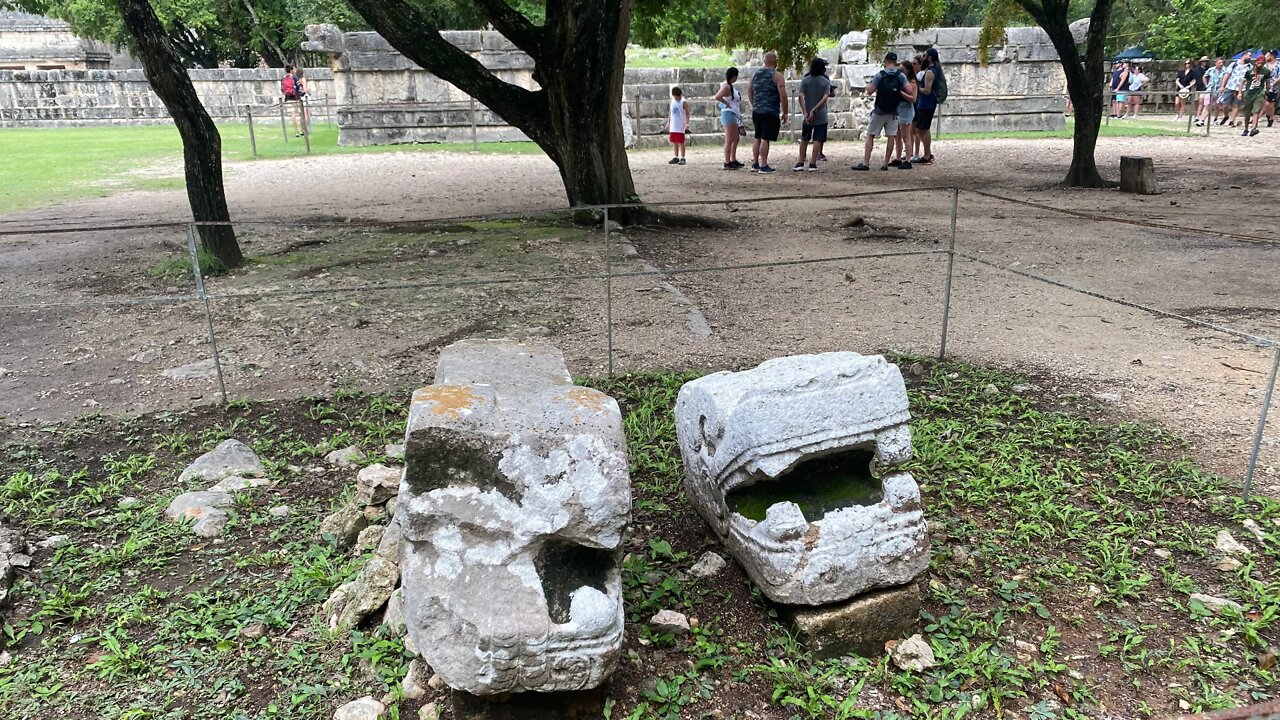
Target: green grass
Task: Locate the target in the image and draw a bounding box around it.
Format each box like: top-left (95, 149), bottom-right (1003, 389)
top-left (943, 116), bottom-right (1195, 140)
top-left (0, 359), bottom-right (1276, 719)
top-left (625, 46), bottom-right (735, 69)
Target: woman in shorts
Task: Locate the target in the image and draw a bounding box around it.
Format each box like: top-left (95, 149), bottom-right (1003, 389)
top-left (892, 60), bottom-right (918, 169)
top-left (713, 67), bottom-right (744, 170)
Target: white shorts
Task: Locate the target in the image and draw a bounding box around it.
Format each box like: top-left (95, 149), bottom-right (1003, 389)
top-left (867, 112), bottom-right (898, 137)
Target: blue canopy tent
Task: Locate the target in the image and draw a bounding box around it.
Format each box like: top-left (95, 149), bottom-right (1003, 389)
top-left (1113, 46), bottom-right (1157, 61)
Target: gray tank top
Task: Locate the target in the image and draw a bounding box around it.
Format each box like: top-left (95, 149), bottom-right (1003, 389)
top-left (752, 67), bottom-right (780, 115)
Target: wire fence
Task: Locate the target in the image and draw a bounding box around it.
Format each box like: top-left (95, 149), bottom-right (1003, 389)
top-left (0, 186), bottom-right (1276, 500)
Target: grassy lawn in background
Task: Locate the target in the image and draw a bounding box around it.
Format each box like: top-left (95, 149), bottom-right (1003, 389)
top-left (0, 115), bottom-right (1204, 216)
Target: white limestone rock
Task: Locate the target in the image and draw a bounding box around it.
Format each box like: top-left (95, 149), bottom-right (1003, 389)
top-left (399, 339), bottom-right (631, 696)
top-left (891, 634), bottom-right (937, 672)
top-left (1215, 530), bottom-right (1251, 557)
top-left (650, 609), bottom-right (691, 636)
top-left (334, 696), bottom-right (385, 720)
top-left (326, 445), bottom-right (367, 468)
top-left (675, 352), bottom-right (930, 606)
top-left (179, 440), bottom-right (265, 484)
top-left (1191, 593), bottom-right (1243, 615)
top-left (689, 551), bottom-right (727, 579)
top-left (0, 523), bottom-right (29, 610)
top-left (165, 491), bottom-right (234, 537)
top-left (356, 464), bottom-right (402, 506)
top-left (208, 475), bottom-right (272, 493)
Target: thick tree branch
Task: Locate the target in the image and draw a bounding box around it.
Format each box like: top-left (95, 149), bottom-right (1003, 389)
top-left (474, 0), bottom-right (544, 59)
top-left (345, 0), bottom-right (554, 149)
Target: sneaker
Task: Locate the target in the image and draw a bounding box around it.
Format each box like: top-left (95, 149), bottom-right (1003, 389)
top-left (899, 161), bottom-right (913, 170)
top-left (668, 157), bottom-right (680, 164)
top-left (731, 160), bottom-right (745, 168)
top-left (818, 153), bottom-right (828, 162)
top-left (1250, 128), bottom-right (1260, 136)
top-left (723, 163), bottom-right (736, 170)
top-left (889, 158), bottom-right (902, 167)
top-left (1242, 129), bottom-right (1250, 136)
top-left (879, 165), bottom-right (889, 171)
top-left (807, 164), bottom-right (818, 172)
top-left (852, 163), bottom-right (870, 171)
top-left (793, 163), bottom-right (806, 172)
top-left (678, 158), bottom-right (687, 165)
top-left (910, 156), bottom-right (926, 164)
top-left (758, 165), bottom-right (777, 174)
top-left (750, 162), bottom-right (760, 172)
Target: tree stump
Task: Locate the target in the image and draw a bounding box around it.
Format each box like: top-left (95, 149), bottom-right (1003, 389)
top-left (1119, 156), bottom-right (1158, 194)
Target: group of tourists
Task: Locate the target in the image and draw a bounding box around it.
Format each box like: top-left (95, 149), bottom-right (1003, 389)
top-left (1116, 51), bottom-right (1277, 135)
top-left (664, 48), bottom-right (946, 174)
top-left (280, 64), bottom-right (309, 137)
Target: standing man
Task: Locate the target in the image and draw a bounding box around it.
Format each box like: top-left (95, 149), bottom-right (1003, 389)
top-left (854, 52), bottom-right (908, 172)
top-left (1240, 55), bottom-right (1271, 136)
top-left (1223, 53), bottom-right (1250, 127)
top-left (795, 57), bottom-right (831, 172)
top-left (282, 64), bottom-right (306, 137)
top-left (748, 51), bottom-right (788, 174)
top-left (912, 49), bottom-right (941, 165)
top-left (1264, 50), bottom-right (1278, 128)
top-left (1204, 57), bottom-right (1227, 125)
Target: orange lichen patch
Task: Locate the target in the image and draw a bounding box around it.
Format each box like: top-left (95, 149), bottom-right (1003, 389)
top-left (563, 387), bottom-right (611, 416)
top-left (413, 385), bottom-right (485, 419)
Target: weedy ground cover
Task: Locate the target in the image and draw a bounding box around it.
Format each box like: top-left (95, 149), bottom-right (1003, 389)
top-left (0, 357), bottom-right (1274, 719)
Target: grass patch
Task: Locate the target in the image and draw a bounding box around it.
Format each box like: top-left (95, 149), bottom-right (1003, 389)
top-left (1, 359), bottom-right (1275, 719)
top-left (944, 116), bottom-right (1194, 140)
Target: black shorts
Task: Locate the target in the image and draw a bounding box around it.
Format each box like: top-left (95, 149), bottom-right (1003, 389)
top-left (914, 106), bottom-right (936, 131)
top-left (1267, 91), bottom-right (1278, 103)
top-left (801, 123), bottom-right (828, 142)
top-left (753, 112), bottom-right (780, 141)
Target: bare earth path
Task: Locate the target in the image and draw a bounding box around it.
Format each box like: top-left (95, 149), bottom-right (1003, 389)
top-left (0, 131), bottom-right (1277, 491)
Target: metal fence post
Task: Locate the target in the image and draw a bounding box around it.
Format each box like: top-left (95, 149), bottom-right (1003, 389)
top-left (605, 207), bottom-right (614, 378)
top-left (470, 96), bottom-right (479, 152)
top-left (938, 188), bottom-right (959, 360)
top-left (302, 100), bottom-right (312, 154)
top-left (186, 224), bottom-right (229, 405)
top-left (246, 104), bottom-right (258, 158)
top-left (1243, 347), bottom-right (1280, 499)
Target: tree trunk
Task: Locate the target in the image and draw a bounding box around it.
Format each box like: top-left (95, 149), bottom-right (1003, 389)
top-left (346, 0), bottom-right (644, 220)
top-left (1021, 0), bottom-right (1114, 188)
top-left (118, 0), bottom-right (243, 269)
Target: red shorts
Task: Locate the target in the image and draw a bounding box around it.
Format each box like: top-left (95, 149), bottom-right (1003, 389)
top-left (669, 132), bottom-right (685, 144)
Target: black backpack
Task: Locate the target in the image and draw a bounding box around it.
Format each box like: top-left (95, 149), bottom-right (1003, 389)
top-left (874, 70), bottom-right (903, 114)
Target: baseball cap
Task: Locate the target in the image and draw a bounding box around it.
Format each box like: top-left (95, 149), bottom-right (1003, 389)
top-left (812, 57), bottom-right (828, 69)
top-left (884, 51), bottom-right (898, 62)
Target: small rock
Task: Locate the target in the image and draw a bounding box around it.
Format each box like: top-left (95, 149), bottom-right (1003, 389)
top-left (318, 497), bottom-right (372, 548)
top-left (241, 623), bottom-right (266, 639)
top-left (525, 326), bottom-right (552, 337)
top-left (346, 318), bottom-right (369, 329)
top-left (117, 496), bottom-right (142, 509)
top-left (355, 525), bottom-right (386, 552)
top-left (891, 634), bottom-right (937, 672)
top-left (0, 650), bottom-right (11, 666)
top-left (207, 475), bottom-right (271, 493)
top-left (689, 551), bottom-right (727, 578)
top-left (0, 368), bottom-right (9, 378)
top-left (334, 696), bottom-right (385, 720)
top-left (268, 505), bottom-right (291, 518)
top-left (323, 554), bottom-right (400, 630)
top-left (179, 439), bottom-right (265, 483)
top-left (326, 445), bottom-right (367, 469)
top-left (1092, 392), bottom-right (1121, 404)
top-left (427, 673), bottom-right (446, 691)
top-left (192, 511), bottom-right (230, 538)
top-left (165, 491), bottom-right (234, 537)
top-left (650, 609), bottom-right (690, 636)
top-left (128, 349), bottom-right (162, 364)
top-left (1153, 548), bottom-right (1171, 559)
top-left (1190, 593), bottom-right (1243, 614)
top-left (1215, 557), bottom-right (1243, 572)
top-left (951, 545), bottom-right (971, 564)
top-left (1215, 530), bottom-right (1251, 557)
top-left (36, 535), bottom-right (69, 550)
top-left (402, 658), bottom-right (429, 700)
top-left (418, 702), bottom-right (440, 720)
top-left (384, 444), bottom-right (405, 461)
top-left (382, 587), bottom-right (406, 636)
top-left (356, 464), bottom-right (402, 506)
top-left (162, 358), bottom-right (220, 381)
top-left (1014, 640), bottom-right (1039, 655)
top-left (1242, 519), bottom-right (1268, 543)
top-left (384, 495), bottom-right (399, 518)
top-left (604, 220), bottom-right (623, 233)
top-left (983, 383), bottom-right (999, 396)
top-left (1012, 383), bottom-right (1034, 393)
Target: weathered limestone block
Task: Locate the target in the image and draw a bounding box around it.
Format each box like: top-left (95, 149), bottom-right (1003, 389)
top-left (400, 340), bottom-right (630, 696)
top-left (0, 523), bottom-right (31, 611)
top-left (1120, 156), bottom-right (1158, 195)
top-left (675, 352), bottom-right (929, 606)
top-left (779, 583), bottom-right (922, 659)
top-left (179, 439), bottom-right (264, 483)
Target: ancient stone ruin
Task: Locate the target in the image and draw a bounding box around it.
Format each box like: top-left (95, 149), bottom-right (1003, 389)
top-left (676, 352), bottom-right (929, 656)
top-left (399, 339), bottom-right (631, 707)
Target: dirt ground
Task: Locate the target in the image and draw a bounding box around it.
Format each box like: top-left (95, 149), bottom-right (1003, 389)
top-left (0, 130), bottom-right (1277, 493)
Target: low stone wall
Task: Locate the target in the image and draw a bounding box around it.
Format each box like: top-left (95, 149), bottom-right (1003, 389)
top-left (0, 67), bottom-right (333, 126)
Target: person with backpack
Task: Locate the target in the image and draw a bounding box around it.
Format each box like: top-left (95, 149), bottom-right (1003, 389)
top-left (282, 64), bottom-right (308, 137)
top-left (890, 59), bottom-right (918, 170)
top-left (912, 48), bottom-right (945, 165)
top-left (854, 52), bottom-right (909, 172)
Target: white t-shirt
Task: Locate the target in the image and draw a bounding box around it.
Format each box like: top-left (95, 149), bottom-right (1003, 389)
top-left (669, 99), bottom-right (687, 133)
top-left (718, 82), bottom-right (741, 113)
